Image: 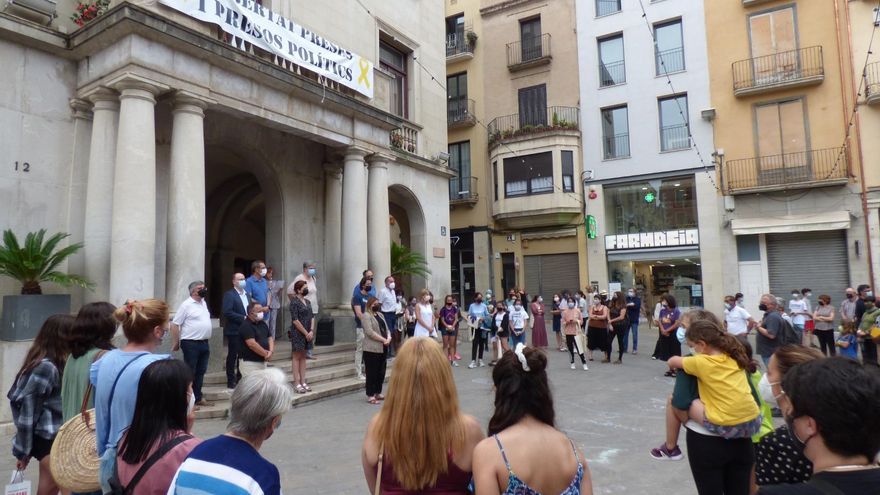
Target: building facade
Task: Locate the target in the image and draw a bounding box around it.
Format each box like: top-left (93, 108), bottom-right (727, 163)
top-left (447, 0), bottom-right (587, 303)
top-left (705, 0), bottom-right (869, 317)
top-left (577, 0), bottom-right (724, 314)
top-left (1, 0), bottom-right (449, 420)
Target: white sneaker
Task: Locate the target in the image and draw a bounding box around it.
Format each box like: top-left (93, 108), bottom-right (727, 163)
top-left (478, 360), bottom-right (486, 367)
top-left (570, 363), bottom-right (576, 369)
top-left (452, 361), bottom-right (459, 367)
top-left (468, 361), bottom-right (477, 369)
top-left (357, 374), bottom-right (366, 381)
top-left (583, 364), bottom-right (589, 371)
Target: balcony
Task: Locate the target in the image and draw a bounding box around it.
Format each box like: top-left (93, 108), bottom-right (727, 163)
top-left (733, 46), bottom-right (824, 97)
top-left (599, 60), bottom-right (626, 87)
top-left (602, 133), bottom-right (630, 160)
top-left (656, 47), bottom-right (685, 75)
top-left (449, 176), bottom-right (478, 207)
top-left (448, 98), bottom-right (476, 128)
top-left (446, 30), bottom-right (476, 63)
top-left (390, 124), bottom-right (418, 155)
top-left (487, 106), bottom-right (579, 148)
top-left (866, 62), bottom-right (880, 105)
top-left (660, 124), bottom-right (690, 152)
top-left (493, 187), bottom-right (582, 229)
top-left (507, 33), bottom-right (552, 72)
top-left (723, 147), bottom-right (849, 194)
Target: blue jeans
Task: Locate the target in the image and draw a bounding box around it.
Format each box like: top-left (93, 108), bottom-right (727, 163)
top-left (628, 320), bottom-right (639, 352)
top-left (793, 324), bottom-right (805, 343)
top-left (509, 330), bottom-right (526, 347)
top-left (180, 339), bottom-right (210, 401)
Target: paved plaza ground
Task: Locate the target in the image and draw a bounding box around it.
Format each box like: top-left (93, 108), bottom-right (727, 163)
top-left (4, 330), bottom-right (704, 494)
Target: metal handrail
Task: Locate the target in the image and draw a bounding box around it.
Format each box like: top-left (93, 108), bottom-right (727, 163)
top-left (866, 61), bottom-right (880, 99)
top-left (506, 33), bottom-right (552, 67)
top-left (448, 98), bottom-right (476, 126)
top-left (732, 46), bottom-right (824, 92)
top-left (449, 176), bottom-right (478, 201)
top-left (487, 106), bottom-right (579, 145)
top-left (603, 133), bottom-right (630, 159)
top-left (656, 47), bottom-right (685, 75)
top-left (660, 124), bottom-right (690, 152)
top-left (724, 147), bottom-right (847, 192)
top-left (599, 60), bottom-right (626, 87)
top-left (446, 30), bottom-right (475, 58)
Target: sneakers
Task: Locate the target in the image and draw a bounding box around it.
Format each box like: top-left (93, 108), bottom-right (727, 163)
top-left (468, 361), bottom-right (477, 369)
top-left (650, 443), bottom-right (684, 461)
top-left (357, 374), bottom-right (366, 381)
top-left (478, 360), bottom-right (486, 367)
top-left (570, 363), bottom-right (576, 369)
top-left (583, 364), bottom-right (589, 371)
top-left (559, 347), bottom-right (568, 352)
top-left (454, 353), bottom-right (461, 360)
top-left (452, 361), bottom-right (459, 367)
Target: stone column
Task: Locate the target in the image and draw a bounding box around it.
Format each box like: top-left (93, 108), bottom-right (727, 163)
top-left (367, 153), bottom-right (393, 281)
top-left (108, 76), bottom-right (167, 304)
top-left (81, 88), bottom-right (119, 303)
top-left (166, 92), bottom-right (209, 303)
top-left (67, 99), bottom-right (93, 309)
top-left (340, 147), bottom-right (369, 293)
top-left (323, 164), bottom-right (343, 307)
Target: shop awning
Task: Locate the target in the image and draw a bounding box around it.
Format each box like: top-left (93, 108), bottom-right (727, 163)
top-left (730, 211), bottom-right (851, 236)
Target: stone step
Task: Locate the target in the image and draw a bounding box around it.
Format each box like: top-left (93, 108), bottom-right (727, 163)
top-left (203, 348), bottom-right (355, 385)
top-left (201, 362), bottom-right (359, 401)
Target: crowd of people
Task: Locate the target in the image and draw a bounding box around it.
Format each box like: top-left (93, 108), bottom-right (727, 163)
top-left (6, 269), bottom-right (880, 495)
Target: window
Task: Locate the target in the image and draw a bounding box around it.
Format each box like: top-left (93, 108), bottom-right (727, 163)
top-left (654, 20), bottom-right (684, 75)
top-left (658, 94), bottom-right (689, 151)
top-left (446, 14), bottom-right (468, 57)
top-left (561, 151), bottom-right (574, 192)
top-left (598, 35), bottom-right (625, 87)
top-left (449, 141), bottom-right (471, 199)
top-left (380, 40), bottom-right (408, 118)
top-left (604, 176), bottom-right (697, 234)
top-left (518, 84), bottom-right (547, 128)
top-left (520, 17), bottom-right (543, 62)
top-left (596, 0), bottom-right (621, 17)
top-left (504, 152), bottom-right (553, 197)
top-left (447, 73), bottom-right (468, 124)
top-left (601, 105), bottom-right (630, 159)
top-left (749, 7), bottom-right (798, 82)
top-left (493, 161), bottom-right (499, 201)
top-left (755, 98), bottom-right (808, 166)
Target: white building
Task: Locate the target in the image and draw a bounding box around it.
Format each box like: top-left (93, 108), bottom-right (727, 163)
top-left (576, 0), bottom-right (724, 314)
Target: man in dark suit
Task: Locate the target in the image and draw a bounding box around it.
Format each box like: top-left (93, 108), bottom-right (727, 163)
top-left (222, 272), bottom-right (248, 388)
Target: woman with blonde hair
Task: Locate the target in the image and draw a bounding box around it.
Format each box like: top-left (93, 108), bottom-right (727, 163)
top-left (362, 337), bottom-right (484, 494)
top-left (414, 289), bottom-right (437, 338)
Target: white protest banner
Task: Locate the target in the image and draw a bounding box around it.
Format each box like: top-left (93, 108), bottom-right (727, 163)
top-left (159, 0), bottom-right (374, 98)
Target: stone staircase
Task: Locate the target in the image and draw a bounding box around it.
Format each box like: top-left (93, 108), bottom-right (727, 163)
top-left (194, 342), bottom-right (388, 420)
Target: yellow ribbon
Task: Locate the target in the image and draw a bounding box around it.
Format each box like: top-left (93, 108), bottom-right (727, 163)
top-left (357, 57), bottom-right (371, 89)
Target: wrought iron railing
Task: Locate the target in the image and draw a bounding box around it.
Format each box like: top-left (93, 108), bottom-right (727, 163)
top-left (732, 46), bottom-right (824, 93)
top-left (596, 0), bottom-right (621, 16)
top-left (866, 61), bottom-right (880, 102)
top-left (599, 60), bottom-right (626, 87)
top-left (448, 98), bottom-right (476, 126)
top-left (724, 147), bottom-right (847, 192)
top-left (660, 124), bottom-right (690, 152)
top-left (449, 176), bottom-right (478, 202)
top-left (487, 106), bottom-right (579, 146)
top-left (390, 124), bottom-right (418, 155)
top-left (507, 33), bottom-right (552, 67)
top-left (656, 47), bottom-right (685, 75)
top-left (603, 133), bottom-right (630, 159)
top-left (446, 30), bottom-right (475, 58)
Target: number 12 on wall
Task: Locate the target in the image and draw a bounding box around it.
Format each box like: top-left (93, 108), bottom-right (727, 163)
top-left (14, 161), bottom-right (30, 172)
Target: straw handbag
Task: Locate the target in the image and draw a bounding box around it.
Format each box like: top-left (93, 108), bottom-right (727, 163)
top-left (50, 382), bottom-right (100, 493)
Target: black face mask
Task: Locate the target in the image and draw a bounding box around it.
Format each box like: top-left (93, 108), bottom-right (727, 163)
top-left (372, 305), bottom-right (381, 312)
top-left (758, 303), bottom-right (768, 311)
top-left (197, 288), bottom-right (208, 298)
top-left (847, 294), bottom-right (855, 299)
top-left (301, 288), bottom-right (309, 296)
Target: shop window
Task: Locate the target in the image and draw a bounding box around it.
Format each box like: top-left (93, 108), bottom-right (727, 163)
top-left (503, 152), bottom-right (553, 197)
top-left (380, 40), bottom-right (408, 119)
top-left (604, 176), bottom-right (697, 235)
top-left (561, 150), bottom-right (575, 192)
top-left (608, 258), bottom-right (703, 307)
top-left (737, 235), bottom-right (761, 262)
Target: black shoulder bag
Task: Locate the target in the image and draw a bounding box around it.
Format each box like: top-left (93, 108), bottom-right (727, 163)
top-left (108, 434), bottom-right (194, 494)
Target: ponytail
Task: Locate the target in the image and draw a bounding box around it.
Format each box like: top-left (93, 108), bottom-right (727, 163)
top-left (112, 299), bottom-right (169, 343)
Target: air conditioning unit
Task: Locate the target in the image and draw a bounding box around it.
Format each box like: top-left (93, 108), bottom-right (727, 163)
top-left (4, 0), bottom-right (57, 24)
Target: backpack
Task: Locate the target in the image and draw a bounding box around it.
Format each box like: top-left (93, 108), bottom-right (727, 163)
top-left (778, 318), bottom-right (800, 346)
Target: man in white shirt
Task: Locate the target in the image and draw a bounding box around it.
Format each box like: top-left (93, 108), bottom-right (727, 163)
top-left (378, 276), bottom-right (399, 356)
top-left (789, 289), bottom-right (809, 342)
top-left (172, 280), bottom-right (214, 407)
top-left (290, 261), bottom-right (318, 358)
top-left (723, 295), bottom-right (755, 346)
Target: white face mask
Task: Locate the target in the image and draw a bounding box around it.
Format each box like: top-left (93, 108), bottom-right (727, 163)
top-left (537, 297), bottom-right (543, 303)
top-left (388, 282), bottom-right (395, 290)
top-left (567, 302), bottom-right (576, 309)
top-left (758, 374), bottom-right (781, 408)
top-left (237, 280), bottom-right (246, 290)
top-left (593, 299), bottom-right (601, 305)
top-left (254, 312), bottom-right (264, 321)
top-left (187, 392), bottom-right (195, 414)
top-left (260, 268), bottom-right (267, 277)
top-left (514, 304), bottom-right (522, 311)
top-left (627, 291), bottom-right (635, 297)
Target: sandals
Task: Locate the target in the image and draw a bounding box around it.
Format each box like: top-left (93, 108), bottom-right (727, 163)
top-left (375, 394), bottom-right (385, 400)
top-left (295, 384), bottom-right (306, 394)
top-left (302, 383), bottom-right (312, 392)
top-left (367, 397), bottom-right (380, 405)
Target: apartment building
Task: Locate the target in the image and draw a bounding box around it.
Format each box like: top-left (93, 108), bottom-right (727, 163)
top-left (577, 0), bottom-right (724, 313)
top-left (705, 0), bottom-right (868, 315)
top-left (456, 0), bottom-right (586, 301)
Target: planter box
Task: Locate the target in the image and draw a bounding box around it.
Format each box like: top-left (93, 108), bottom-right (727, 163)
top-left (1, 294), bottom-right (71, 341)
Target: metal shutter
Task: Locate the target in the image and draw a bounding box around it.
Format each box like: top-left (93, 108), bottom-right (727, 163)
top-left (524, 254), bottom-right (580, 313)
top-left (766, 231), bottom-right (849, 306)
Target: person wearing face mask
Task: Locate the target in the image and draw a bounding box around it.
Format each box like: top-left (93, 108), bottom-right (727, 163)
top-left (799, 288), bottom-right (816, 348)
top-left (753, 345), bottom-right (823, 490)
top-left (290, 261), bottom-right (319, 359)
top-left (439, 295), bottom-right (462, 365)
top-left (492, 301), bottom-right (511, 359)
top-left (168, 368), bottom-right (291, 495)
top-left (788, 290), bottom-right (809, 344)
top-left (652, 294), bottom-right (682, 376)
top-left (839, 288), bottom-right (857, 335)
top-left (625, 289), bottom-right (642, 355)
top-left (222, 273), bottom-right (248, 389)
top-left (577, 291), bottom-right (589, 334)
top-left (562, 297), bottom-right (588, 370)
top-left (811, 295), bottom-right (836, 357)
top-left (758, 357), bottom-right (880, 494)
top-left (92, 299), bottom-right (172, 492)
top-left (468, 293), bottom-right (490, 368)
top-left (856, 295), bottom-right (880, 366)
top-left (414, 289), bottom-right (437, 339)
top-left (508, 298), bottom-right (530, 347)
top-left (245, 260), bottom-right (270, 316)
top-left (352, 277), bottom-right (374, 380)
top-left (756, 294), bottom-right (785, 367)
top-left (115, 359), bottom-right (201, 495)
top-left (735, 293), bottom-right (745, 308)
top-left (551, 294), bottom-right (566, 352)
top-left (361, 297), bottom-right (391, 404)
top-left (855, 286), bottom-right (878, 365)
top-left (378, 276), bottom-right (399, 357)
top-left (171, 281), bottom-right (213, 408)
top-left (239, 303), bottom-right (274, 379)
top-left (587, 294), bottom-right (610, 362)
top-left (724, 295), bottom-right (756, 348)
top-left (530, 295), bottom-right (549, 348)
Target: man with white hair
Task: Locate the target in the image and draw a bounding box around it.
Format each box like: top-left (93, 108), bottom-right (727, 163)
top-left (755, 294), bottom-right (783, 367)
top-left (172, 280), bottom-right (213, 407)
top-left (168, 368), bottom-right (292, 495)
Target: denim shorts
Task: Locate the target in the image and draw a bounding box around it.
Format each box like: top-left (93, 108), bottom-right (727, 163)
top-left (702, 413), bottom-right (763, 439)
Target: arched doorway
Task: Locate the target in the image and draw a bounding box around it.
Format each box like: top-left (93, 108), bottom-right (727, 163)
top-left (388, 184), bottom-right (427, 300)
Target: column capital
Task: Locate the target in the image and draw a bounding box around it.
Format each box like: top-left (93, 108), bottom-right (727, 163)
top-left (343, 145), bottom-right (371, 161)
top-left (172, 91), bottom-right (215, 118)
top-left (107, 73), bottom-right (169, 104)
top-left (366, 152), bottom-right (395, 168)
top-left (82, 87), bottom-right (120, 108)
top-left (323, 163), bottom-right (343, 179)
top-left (69, 98), bottom-right (93, 121)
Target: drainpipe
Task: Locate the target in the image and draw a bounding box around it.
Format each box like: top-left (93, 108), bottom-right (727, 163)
top-left (836, 0), bottom-right (876, 285)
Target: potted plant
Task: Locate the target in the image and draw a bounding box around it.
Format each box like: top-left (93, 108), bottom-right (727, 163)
top-left (70, 0), bottom-right (111, 27)
top-left (0, 229), bottom-right (92, 341)
top-left (466, 31), bottom-right (478, 49)
top-left (390, 241), bottom-right (431, 294)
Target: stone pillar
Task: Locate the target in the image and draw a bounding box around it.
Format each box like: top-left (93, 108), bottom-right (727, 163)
top-left (108, 76), bottom-right (167, 304)
top-left (81, 88), bottom-right (119, 303)
top-left (67, 99), bottom-right (93, 309)
top-left (166, 92), bottom-right (209, 303)
top-left (367, 153), bottom-right (393, 281)
top-left (340, 147), bottom-right (369, 293)
top-left (323, 164), bottom-right (343, 307)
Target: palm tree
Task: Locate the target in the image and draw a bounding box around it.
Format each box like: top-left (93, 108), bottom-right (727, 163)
top-left (390, 241), bottom-right (431, 280)
top-left (0, 229), bottom-right (93, 295)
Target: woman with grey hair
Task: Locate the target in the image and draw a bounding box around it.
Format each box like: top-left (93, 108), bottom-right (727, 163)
top-left (167, 368), bottom-right (292, 495)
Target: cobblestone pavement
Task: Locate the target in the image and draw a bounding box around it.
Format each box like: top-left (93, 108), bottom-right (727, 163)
top-left (3, 330), bottom-right (701, 494)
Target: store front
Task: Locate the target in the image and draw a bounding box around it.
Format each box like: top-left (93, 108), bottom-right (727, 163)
top-left (602, 176), bottom-right (704, 309)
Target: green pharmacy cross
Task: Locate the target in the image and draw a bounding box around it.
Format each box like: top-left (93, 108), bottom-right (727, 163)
top-left (644, 191), bottom-right (656, 203)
